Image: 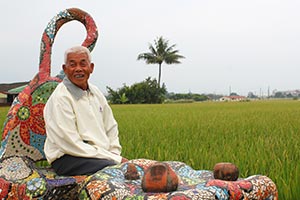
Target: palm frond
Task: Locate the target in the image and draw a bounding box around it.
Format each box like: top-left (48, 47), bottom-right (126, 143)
top-left (149, 45), bottom-right (158, 56)
top-left (137, 53), bottom-right (162, 64)
top-left (165, 44), bottom-right (176, 53)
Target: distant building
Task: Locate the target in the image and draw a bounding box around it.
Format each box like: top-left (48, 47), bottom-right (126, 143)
top-left (0, 81), bottom-right (29, 105)
top-left (219, 95), bottom-right (247, 102)
top-left (271, 89), bottom-right (300, 98)
top-left (0, 93), bottom-right (7, 104)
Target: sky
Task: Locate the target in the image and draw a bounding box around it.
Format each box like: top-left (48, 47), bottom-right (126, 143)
top-left (0, 0), bottom-right (299, 96)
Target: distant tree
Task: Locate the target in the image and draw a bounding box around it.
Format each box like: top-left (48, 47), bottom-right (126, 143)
top-left (191, 94), bottom-right (209, 101)
top-left (166, 92), bottom-right (208, 102)
top-left (137, 36), bottom-right (185, 87)
top-left (230, 92), bottom-right (238, 96)
top-left (274, 92), bottom-right (284, 98)
top-left (119, 93), bottom-right (129, 104)
top-left (107, 77), bottom-right (167, 104)
top-left (106, 84), bottom-right (130, 104)
top-left (247, 92), bottom-right (258, 99)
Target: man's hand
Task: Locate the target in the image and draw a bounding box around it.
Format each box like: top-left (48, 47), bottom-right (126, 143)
top-left (121, 157), bottom-right (129, 163)
top-left (111, 152), bottom-right (128, 163)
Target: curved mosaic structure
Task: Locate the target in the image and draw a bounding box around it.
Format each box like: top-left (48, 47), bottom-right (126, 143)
top-left (0, 8), bottom-right (278, 199)
top-left (0, 8), bottom-right (98, 162)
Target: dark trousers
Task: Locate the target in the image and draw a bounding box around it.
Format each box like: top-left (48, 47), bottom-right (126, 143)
top-left (52, 154), bottom-right (116, 176)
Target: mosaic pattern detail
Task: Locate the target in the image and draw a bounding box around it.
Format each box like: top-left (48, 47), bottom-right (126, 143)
top-left (0, 156), bottom-right (86, 199)
top-left (79, 159), bottom-right (278, 199)
top-left (25, 176), bottom-right (47, 197)
top-left (0, 149), bottom-right (278, 199)
top-left (0, 156), bottom-right (32, 181)
top-left (0, 178), bottom-right (11, 199)
top-left (45, 10), bottom-right (72, 43)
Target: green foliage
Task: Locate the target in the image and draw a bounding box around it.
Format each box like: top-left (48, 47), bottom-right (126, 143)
top-left (137, 36), bottom-right (185, 87)
top-left (229, 92), bottom-right (238, 96)
top-left (119, 93), bottom-right (129, 104)
top-left (247, 92), bottom-right (258, 99)
top-left (166, 92), bottom-right (209, 102)
top-left (0, 107), bottom-right (9, 133)
top-left (274, 91), bottom-right (285, 98)
top-left (107, 77), bottom-right (167, 104)
top-left (273, 91), bottom-right (300, 98)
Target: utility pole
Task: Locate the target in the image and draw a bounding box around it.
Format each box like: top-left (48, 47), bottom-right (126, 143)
top-left (260, 88), bottom-right (262, 99)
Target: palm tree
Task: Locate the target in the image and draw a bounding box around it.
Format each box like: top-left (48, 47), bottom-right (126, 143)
top-left (137, 36), bottom-right (185, 87)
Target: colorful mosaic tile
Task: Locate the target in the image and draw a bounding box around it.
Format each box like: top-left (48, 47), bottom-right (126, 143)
top-left (78, 159), bottom-right (278, 199)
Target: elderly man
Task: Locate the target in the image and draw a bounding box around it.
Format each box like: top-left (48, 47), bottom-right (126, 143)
top-left (44, 46), bottom-right (127, 176)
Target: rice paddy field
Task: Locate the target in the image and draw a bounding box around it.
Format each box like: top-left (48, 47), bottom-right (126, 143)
top-left (1, 100), bottom-right (299, 199)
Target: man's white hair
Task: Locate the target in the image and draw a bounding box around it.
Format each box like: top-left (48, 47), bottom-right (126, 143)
top-left (64, 46), bottom-right (92, 63)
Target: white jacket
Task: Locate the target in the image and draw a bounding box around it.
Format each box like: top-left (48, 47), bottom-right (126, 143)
top-left (44, 78), bottom-right (122, 164)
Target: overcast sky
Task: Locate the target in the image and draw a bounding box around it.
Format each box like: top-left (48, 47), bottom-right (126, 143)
top-left (1, 0), bottom-right (299, 96)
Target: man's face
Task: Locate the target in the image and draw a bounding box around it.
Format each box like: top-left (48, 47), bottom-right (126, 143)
top-left (63, 52), bottom-right (94, 90)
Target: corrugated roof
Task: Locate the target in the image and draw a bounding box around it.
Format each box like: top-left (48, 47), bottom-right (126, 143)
top-left (7, 84), bottom-right (28, 94)
top-left (0, 81), bottom-right (29, 93)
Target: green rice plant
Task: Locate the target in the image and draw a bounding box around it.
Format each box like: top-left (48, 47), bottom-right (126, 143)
top-left (0, 107), bottom-right (9, 133)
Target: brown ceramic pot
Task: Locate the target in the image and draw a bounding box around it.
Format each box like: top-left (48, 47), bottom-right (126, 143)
top-left (142, 162), bottom-right (179, 193)
top-left (213, 162), bottom-right (239, 181)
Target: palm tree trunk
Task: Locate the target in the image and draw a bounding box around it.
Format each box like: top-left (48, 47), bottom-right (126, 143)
top-left (158, 63), bottom-right (162, 88)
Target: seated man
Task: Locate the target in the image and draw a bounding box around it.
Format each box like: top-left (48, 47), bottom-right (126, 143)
top-left (44, 46), bottom-right (128, 176)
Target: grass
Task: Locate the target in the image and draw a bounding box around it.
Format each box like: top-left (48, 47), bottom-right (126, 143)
top-left (0, 107), bottom-right (8, 133)
top-left (1, 100), bottom-right (299, 199)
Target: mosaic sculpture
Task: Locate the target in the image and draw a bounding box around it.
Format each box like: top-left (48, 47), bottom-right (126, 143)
top-left (0, 8), bottom-right (278, 199)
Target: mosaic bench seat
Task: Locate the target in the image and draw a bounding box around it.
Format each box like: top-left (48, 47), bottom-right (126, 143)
top-left (0, 8), bottom-right (278, 199)
top-left (0, 156), bottom-right (278, 199)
